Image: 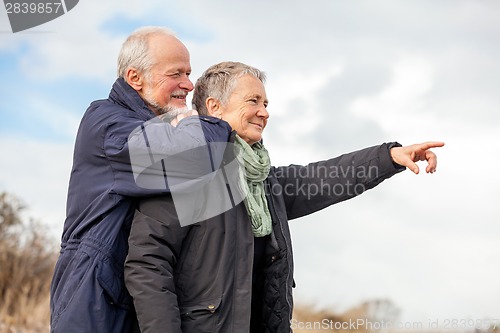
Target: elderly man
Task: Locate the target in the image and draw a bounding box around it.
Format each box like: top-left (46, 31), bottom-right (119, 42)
top-left (49, 27), bottom-right (231, 333)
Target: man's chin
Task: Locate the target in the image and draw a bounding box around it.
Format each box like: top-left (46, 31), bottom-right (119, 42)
top-left (170, 102), bottom-right (188, 110)
top-left (169, 104), bottom-right (189, 114)
top-left (157, 104), bottom-right (187, 115)
top-left (157, 105), bottom-right (190, 122)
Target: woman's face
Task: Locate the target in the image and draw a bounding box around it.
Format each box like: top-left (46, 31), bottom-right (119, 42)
top-left (219, 74), bottom-right (269, 145)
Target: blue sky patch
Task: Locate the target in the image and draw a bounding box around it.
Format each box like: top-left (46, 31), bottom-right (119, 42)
top-left (100, 11), bottom-right (212, 43)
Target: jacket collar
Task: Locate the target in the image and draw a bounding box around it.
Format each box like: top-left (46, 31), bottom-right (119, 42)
top-left (108, 77), bottom-right (156, 121)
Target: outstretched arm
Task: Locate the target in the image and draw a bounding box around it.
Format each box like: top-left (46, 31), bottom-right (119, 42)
top-left (390, 141), bottom-right (445, 174)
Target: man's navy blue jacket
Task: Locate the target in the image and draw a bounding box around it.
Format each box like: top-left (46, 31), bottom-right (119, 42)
top-left (50, 78), bottom-right (232, 333)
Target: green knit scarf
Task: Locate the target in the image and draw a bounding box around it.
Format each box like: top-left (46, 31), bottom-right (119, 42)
top-left (234, 135), bottom-right (272, 237)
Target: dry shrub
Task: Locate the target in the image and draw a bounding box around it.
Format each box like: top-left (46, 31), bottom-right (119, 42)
top-left (293, 299), bottom-right (400, 333)
top-left (0, 193), bottom-right (57, 333)
top-left (293, 304), bottom-right (346, 333)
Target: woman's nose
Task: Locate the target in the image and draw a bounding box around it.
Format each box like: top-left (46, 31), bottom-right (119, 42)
top-left (257, 107), bottom-right (269, 119)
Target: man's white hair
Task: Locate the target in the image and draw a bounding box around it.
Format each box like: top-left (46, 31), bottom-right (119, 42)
top-left (117, 26), bottom-right (177, 80)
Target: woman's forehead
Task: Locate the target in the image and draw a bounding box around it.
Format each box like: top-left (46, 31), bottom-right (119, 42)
top-left (232, 75), bottom-right (267, 97)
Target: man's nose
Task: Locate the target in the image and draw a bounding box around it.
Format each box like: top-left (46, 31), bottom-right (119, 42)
top-left (180, 76), bottom-right (194, 91)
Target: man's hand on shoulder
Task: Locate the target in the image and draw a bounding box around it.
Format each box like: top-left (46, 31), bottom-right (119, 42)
top-left (160, 109), bottom-right (199, 127)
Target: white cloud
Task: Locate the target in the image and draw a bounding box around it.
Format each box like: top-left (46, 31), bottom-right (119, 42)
top-left (26, 92), bottom-right (82, 139)
top-left (351, 56), bottom-right (434, 128)
top-left (2, 0), bottom-right (193, 82)
top-left (0, 136), bottom-right (73, 239)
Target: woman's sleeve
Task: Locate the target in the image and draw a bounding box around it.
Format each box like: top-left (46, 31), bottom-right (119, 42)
top-left (124, 196), bottom-right (189, 333)
top-left (104, 115), bottom-right (232, 196)
top-left (272, 142), bottom-right (405, 220)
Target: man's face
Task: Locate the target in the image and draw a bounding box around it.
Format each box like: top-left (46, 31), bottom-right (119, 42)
top-left (141, 34), bottom-right (194, 115)
top-left (220, 74), bottom-right (269, 145)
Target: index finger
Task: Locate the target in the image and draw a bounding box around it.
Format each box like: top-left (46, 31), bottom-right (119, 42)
top-left (418, 141), bottom-right (445, 150)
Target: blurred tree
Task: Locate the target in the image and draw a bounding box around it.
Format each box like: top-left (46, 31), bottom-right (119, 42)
top-left (0, 191), bottom-right (55, 332)
top-left (0, 192), bottom-right (25, 241)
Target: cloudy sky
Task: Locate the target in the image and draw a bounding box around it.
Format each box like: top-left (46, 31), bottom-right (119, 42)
top-left (1, 0), bottom-right (499, 325)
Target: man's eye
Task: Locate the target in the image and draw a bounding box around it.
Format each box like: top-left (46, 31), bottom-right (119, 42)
top-left (248, 99), bottom-right (257, 104)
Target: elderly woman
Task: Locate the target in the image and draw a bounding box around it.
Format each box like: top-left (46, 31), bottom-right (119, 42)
top-left (124, 62), bottom-right (443, 333)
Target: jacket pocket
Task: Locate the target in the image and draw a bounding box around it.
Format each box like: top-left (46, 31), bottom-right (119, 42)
top-left (180, 296), bottom-right (222, 333)
top-left (96, 258), bottom-right (132, 309)
top-left (51, 249), bottom-right (94, 324)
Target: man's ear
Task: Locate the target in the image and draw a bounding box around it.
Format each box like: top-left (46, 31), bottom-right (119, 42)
top-left (125, 68), bottom-right (144, 92)
top-left (206, 97), bottom-right (222, 118)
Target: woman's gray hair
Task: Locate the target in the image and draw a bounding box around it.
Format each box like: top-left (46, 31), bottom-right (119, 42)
top-left (117, 26), bottom-right (176, 80)
top-left (192, 62), bottom-right (266, 116)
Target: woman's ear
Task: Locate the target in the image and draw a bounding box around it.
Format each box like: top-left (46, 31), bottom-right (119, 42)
top-left (205, 97), bottom-right (222, 118)
top-left (125, 68), bottom-right (144, 92)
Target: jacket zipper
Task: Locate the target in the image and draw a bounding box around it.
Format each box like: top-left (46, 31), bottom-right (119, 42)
top-left (265, 179), bottom-right (293, 324)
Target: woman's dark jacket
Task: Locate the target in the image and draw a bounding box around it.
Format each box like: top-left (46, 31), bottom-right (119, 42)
top-left (124, 141), bottom-right (405, 333)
